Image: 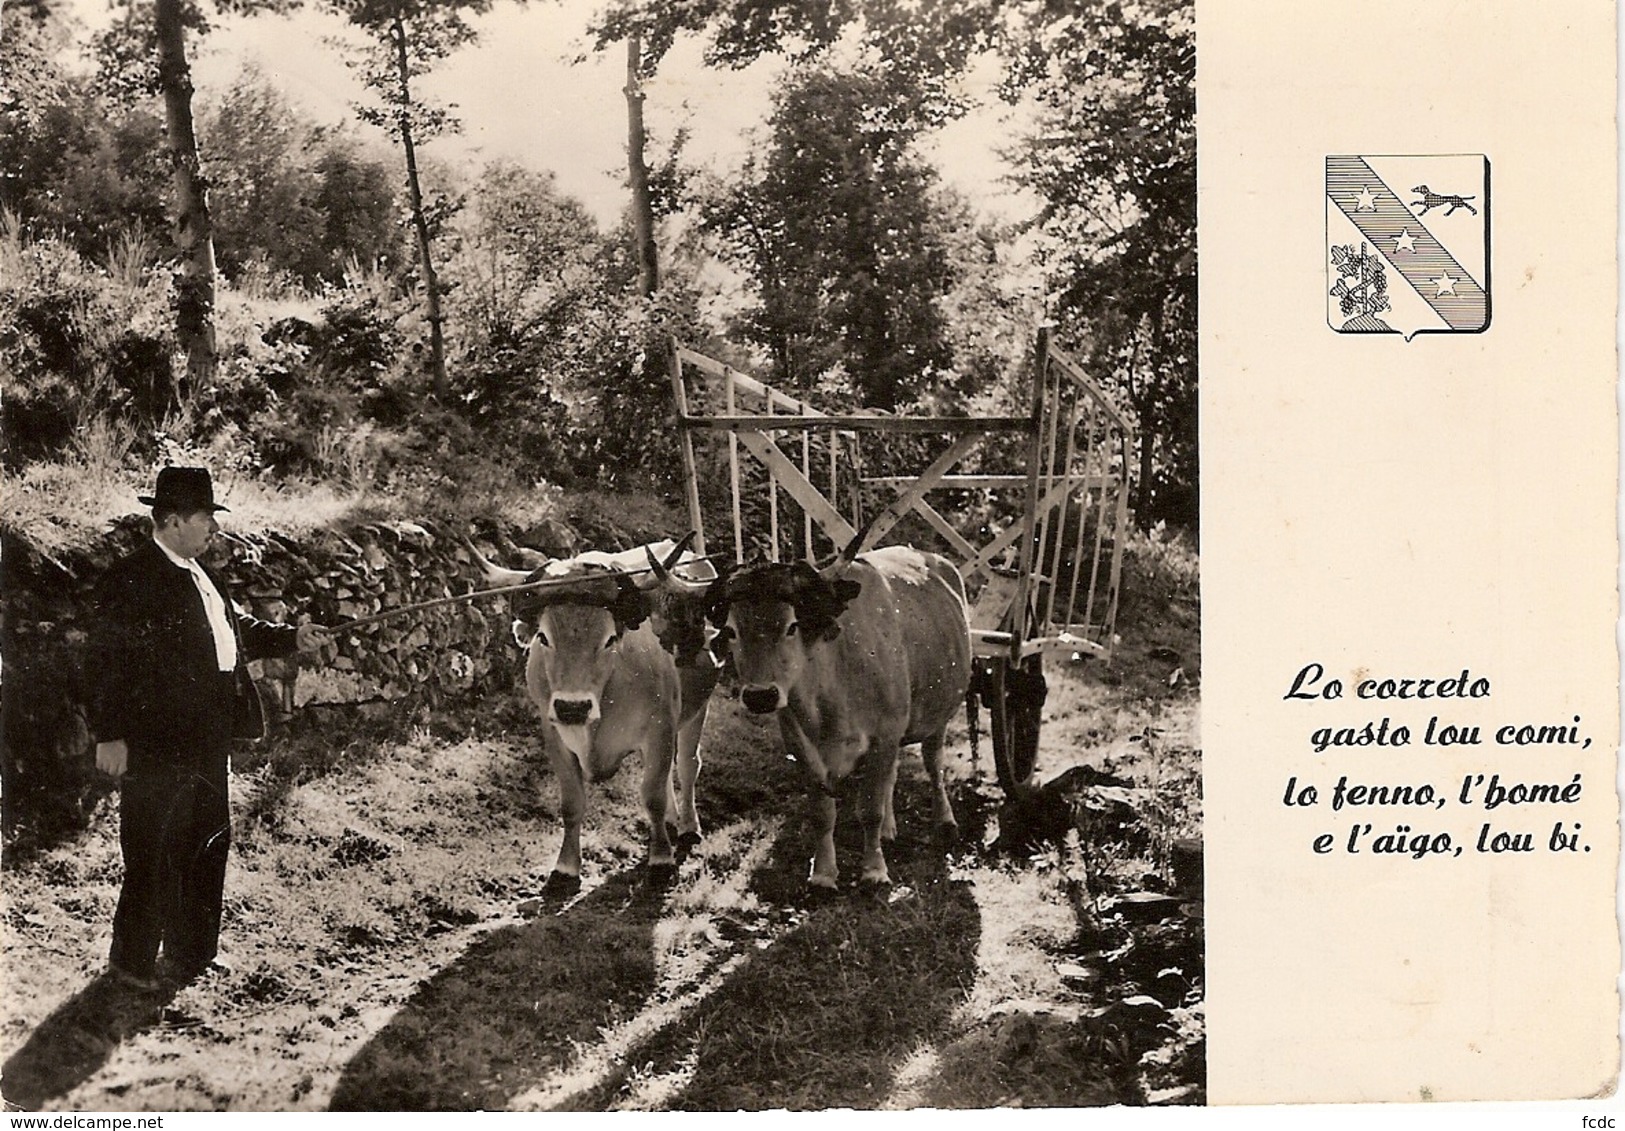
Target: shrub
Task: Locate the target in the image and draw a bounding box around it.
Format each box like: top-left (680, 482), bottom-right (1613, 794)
top-left (0, 226), bottom-right (176, 468)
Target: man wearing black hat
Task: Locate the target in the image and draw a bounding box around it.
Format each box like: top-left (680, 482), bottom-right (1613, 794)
top-left (90, 467), bottom-right (329, 990)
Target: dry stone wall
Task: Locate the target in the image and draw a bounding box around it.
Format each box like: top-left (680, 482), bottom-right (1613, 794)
top-left (0, 516), bottom-right (569, 825)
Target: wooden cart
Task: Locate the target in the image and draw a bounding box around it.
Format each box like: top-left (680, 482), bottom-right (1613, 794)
top-left (667, 328), bottom-right (1135, 796)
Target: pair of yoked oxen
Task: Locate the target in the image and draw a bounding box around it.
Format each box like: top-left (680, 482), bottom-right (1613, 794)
top-left (476, 534), bottom-right (972, 898)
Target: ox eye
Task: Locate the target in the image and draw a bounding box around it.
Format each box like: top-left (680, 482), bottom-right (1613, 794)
top-left (536, 630), bottom-right (552, 648)
top-left (604, 632), bottom-right (621, 650)
top-left (785, 621), bottom-right (800, 638)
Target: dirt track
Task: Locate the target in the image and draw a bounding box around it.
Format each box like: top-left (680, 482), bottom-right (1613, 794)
top-left (1, 652), bottom-right (1201, 1111)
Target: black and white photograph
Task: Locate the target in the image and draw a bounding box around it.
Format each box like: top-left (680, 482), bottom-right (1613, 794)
top-left (0, 0), bottom-right (1201, 1112)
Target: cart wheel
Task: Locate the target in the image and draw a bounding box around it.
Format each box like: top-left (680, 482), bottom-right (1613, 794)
top-left (984, 654), bottom-right (1047, 793)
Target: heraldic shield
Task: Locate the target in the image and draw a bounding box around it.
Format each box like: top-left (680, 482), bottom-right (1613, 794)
top-left (1326, 154), bottom-right (1490, 338)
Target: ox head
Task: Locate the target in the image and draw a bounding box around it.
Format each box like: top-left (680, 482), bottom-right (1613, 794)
top-left (633, 534), bottom-right (718, 666)
top-left (511, 567), bottom-right (649, 736)
top-left (703, 557), bottom-right (863, 714)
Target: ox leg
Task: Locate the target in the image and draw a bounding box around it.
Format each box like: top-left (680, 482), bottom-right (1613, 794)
top-left (921, 731), bottom-right (958, 838)
top-left (671, 681), bottom-right (710, 847)
top-left (808, 792), bottom-right (840, 891)
top-left (641, 727), bottom-right (678, 882)
top-left (548, 745), bottom-right (586, 896)
top-left (858, 744), bottom-right (899, 888)
top-left (877, 752), bottom-right (899, 842)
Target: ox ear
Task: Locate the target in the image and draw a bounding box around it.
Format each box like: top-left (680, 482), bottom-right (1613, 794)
top-left (511, 619), bottom-right (538, 649)
top-left (702, 567), bottom-right (733, 627)
top-left (811, 578), bottom-right (862, 643)
top-left (708, 623), bottom-right (735, 661)
top-left (609, 576), bottom-right (650, 633)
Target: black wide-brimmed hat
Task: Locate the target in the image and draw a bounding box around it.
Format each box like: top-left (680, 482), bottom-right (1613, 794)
top-left (137, 467), bottom-right (230, 513)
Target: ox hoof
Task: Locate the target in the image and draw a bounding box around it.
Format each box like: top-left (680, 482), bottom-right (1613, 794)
top-left (542, 871), bottom-right (582, 899)
top-left (856, 877), bottom-right (893, 901)
top-left (935, 820), bottom-right (961, 845)
top-left (645, 862), bottom-right (679, 891)
top-left (803, 881), bottom-right (841, 907)
top-left (666, 828), bottom-right (702, 863)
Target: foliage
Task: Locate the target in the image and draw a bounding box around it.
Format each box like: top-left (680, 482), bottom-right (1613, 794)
top-left (1005, 0), bottom-right (1196, 527)
top-left (200, 66), bottom-right (404, 286)
top-left (588, 0), bottom-right (856, 75)
top-left (0, 68), bottom-right (172, 264)
top-left (435, 161), bottom-right (723, 492)
top-left (340, 0), bottom-right (482, 146)
top-left (0, 1), bottom-right (70, 128)
top-left (332, 0), bottom-right (494, 399)
top-left (446, 161), bottom-right (602, 343)
top-left (0, 221), bottom-right (177, 468)
top-left (1329, 242), bottom-right (1390, 320)
top-left (2, 0), bottom-right (1197, 535)
top-left (700, 62), bottom-right (962, 411)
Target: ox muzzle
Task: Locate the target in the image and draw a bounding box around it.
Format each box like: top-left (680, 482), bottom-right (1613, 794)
top-left (550, 695), bottom-right (600, 727)
top-left (740, 684), bottom-right (787, 715)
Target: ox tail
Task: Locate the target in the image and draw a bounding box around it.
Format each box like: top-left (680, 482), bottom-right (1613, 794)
top-left (965, 677), bottom-right (982, 780)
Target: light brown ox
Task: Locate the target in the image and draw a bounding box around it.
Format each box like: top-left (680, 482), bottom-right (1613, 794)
top-left (474, 540), bottom-right (719, 895)
top-left (689, 545), bottom-right (972, 891)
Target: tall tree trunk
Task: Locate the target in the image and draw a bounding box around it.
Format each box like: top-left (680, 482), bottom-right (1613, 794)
top-left (154, 0), bottom-right (215, 395)
top-left (1134, 312), bottom-right (1168, 521)
top-left (392, 13), bottom-right (449, 401)
top-left (1136, 427), bottom-right (1155, 522)
top-left (625, 33), bottom-right (659, 298)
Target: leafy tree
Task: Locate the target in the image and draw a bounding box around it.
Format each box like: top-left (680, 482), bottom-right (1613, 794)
top-left (588, 0), bottom-right (871, 300)
top-left (200, 66), bottom-right (403, 285)
top-left (0, 88), bottom-right (172, 261)
top-left (1006, 0), bottom-right (1196, 527)
top-left (200, 67), bottom-right (325, 282)
top-left (336, 0), bottom-right (490, 402)
top-left (448, 161), bottom-right (601, 340)
top-left (69, 0), bottom-right (260, 391)
top-left (701, 63), bottom-right (960, 411)
top-left (310, 144), bottom-right (404, 279)
top-left (0, 1), bottom-right (71, 152)
top-left (150, 0), bottom-right (221, 389)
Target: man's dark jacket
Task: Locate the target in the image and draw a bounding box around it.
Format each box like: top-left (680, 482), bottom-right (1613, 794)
top-left (91, 539), bottom-right (298, 759)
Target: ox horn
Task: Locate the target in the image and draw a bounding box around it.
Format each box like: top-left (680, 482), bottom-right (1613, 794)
top-left (819, 518), bottom-right (874, 581)
top-left (460, 533), bottom-right (536, 587)
top-left (641, 531), bottom-right (707, 592)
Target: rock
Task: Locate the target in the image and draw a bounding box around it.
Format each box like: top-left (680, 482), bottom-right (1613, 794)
top-left (1102, 892), bottom-right (1185, 924)
top-left (1171, 838), bottom-right (1203, 895)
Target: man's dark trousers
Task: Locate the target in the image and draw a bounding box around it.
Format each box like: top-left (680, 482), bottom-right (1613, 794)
top-left (109, 671), bottom-right (235, 980)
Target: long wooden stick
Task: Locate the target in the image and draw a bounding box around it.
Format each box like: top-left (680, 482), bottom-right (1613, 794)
top-left (333, 556), bottom-right (722, 632)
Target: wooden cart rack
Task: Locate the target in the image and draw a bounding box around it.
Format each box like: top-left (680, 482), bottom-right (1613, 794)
top-left (667, 328), bottom-right (1135, 790)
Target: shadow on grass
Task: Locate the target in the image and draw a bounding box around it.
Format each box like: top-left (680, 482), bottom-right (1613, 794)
top-left (1, 975), bottom-right (179, 1110)
top-left (327, 863), bottom-right (668, 1111)
top-left (567, 772), bottom-right (986, 1112)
